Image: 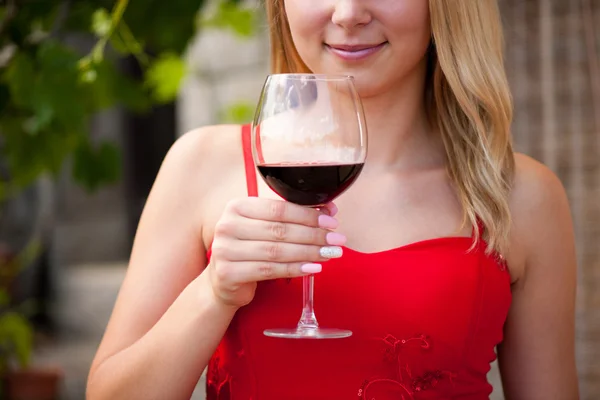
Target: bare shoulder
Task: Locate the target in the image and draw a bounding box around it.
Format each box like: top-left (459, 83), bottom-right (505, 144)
top-left (144, 124), bottom-right (247, 245)
top-left (165, 124), bottom-right (243, 174)
top-left (160, 124), bottom-right (250, 245)
top-left (158, 124), bottom-right (245, 202)
top-left (507, 153), bottom-right (575, 281)
top-left (511, 153), bottom-right (569, 209)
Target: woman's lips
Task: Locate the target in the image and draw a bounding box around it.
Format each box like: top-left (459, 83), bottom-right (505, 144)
top-left (325, 42), bottom-right (387, 61)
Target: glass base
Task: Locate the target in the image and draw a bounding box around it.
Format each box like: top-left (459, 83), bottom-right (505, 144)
top-left (263, 327), bottom-right (352, 339)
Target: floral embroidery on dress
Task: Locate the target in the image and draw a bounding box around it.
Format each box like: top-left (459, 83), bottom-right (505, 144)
top-left (206, 350), bottom-right (231, 400)
top-left (358, 334), bottom-right (456, 399)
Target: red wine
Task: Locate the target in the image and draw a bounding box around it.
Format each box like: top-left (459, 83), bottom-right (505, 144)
top-left (257, 163), bottom-right (364, 206)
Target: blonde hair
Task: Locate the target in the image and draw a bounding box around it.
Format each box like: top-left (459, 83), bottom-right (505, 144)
top-left (266, 0), bottom-right (515, 256)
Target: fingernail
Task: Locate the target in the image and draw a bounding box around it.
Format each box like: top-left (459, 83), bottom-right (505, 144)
top-left (318, 215), bottom-right (338, 229)
top-left (319, 246), bottom-right (343, 259)
top-left (301, 263), bottom-right (322, 274)
top-left (326, 232), bottom-right (347, 246)
top-left (325, 202), bottom-right (339, 217)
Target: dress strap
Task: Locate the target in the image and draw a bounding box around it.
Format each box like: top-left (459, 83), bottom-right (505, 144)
top-left (241, 124), bottom-right (258, 197)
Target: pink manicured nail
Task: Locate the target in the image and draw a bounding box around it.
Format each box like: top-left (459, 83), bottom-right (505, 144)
top-left (326, 232), bottom-right (347, 246)
top-left (301, 263), bottom-right (322, 274)
top-left (326, 202), bottom-right (339, 217)
top-left (318, 215), bottom-right (338, 229)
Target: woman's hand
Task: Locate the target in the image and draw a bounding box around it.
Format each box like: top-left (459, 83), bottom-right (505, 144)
top-left (207, 198), bottom-right (345, 308)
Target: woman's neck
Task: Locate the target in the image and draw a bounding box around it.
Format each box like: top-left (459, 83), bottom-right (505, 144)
top-left (360, 64), bottom-right (446, 173)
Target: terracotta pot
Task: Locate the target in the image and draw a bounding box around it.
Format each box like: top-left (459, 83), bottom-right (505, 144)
top-left (4, 367), bottom-right (63, 400)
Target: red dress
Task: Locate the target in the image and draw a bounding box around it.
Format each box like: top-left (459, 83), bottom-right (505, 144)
top-left (205, 125), bottom-right (511, 399)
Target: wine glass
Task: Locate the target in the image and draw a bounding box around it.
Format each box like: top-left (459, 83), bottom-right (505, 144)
top-left (251, 74), bottom-right (367, 339)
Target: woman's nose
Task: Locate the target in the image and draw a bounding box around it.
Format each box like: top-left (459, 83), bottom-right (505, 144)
top-left (331, 0), bottom-right (372, 30)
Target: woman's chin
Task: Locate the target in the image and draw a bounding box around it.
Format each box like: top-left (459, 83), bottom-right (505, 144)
top-left (347, 74), bottom-right (389, 99)
top-left (307, 62), bottom-right (392, 99)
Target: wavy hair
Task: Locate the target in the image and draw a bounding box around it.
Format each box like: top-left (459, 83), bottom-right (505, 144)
top-left (265, 0), bottom-right (515, 255)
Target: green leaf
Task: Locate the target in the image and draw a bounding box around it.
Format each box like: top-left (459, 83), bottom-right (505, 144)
top-left (80, 59), bottom-right (150, 112)
top-left (219, 101), bottom-right (255, 124)
top-left (3, 42), bottom-right (86, 140)
top-left (80, 68), bottom-right (98, 84)
top-left (64, 1), bottom-right (113, 32)
top-left (144, 53), bottom-right (186, 103)
top-left (4, 52), bottom-right (36, 109)
top-left (6, 2), bottom-right (59, 46)
top-left (0, 312), bottom-right (33, 369)
top-left (80, 61), bottom-right (117, 110)
top-left (123, 0), bottom-right (203, 54)
top-left (23, 104), bottom-right (54, 135)
top-left (92, 8), bottom-right (112, 37)
top-left (73, 139), bottom-right (121, 192)
top-left (35, 41), bottom-right (87, 130)
top-left (1, 115), bottom-right (83, 186)
top-left (199, 1), bottom-right (257, 37)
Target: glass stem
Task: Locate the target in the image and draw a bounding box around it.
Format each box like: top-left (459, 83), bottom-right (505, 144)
top-left (297, 275), bottom-right (319, 330)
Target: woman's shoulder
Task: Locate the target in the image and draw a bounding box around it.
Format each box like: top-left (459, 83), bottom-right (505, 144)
top-left (511, 152), bottom-right (568, 216)
top-left (167, 124), bottom-right (245, 168)
top-left (158, 124), bottom-right (252, 246)
top-left (158, 124), bottom-right (246, 185)
top-left (151, 123), bottom-right (247, 214)
top-left (507, 153), bottom-right (573, 280)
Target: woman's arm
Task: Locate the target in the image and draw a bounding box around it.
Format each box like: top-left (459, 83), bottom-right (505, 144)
top-left (86, 127), bottom-right (236, 400)
top-left (499, 155), bottom-right (579, 400)
top-left (86, 124), bottom-right (339, 399)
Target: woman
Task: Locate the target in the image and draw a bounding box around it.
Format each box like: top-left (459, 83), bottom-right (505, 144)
top-left (87, 0), bottom-right (579, 399)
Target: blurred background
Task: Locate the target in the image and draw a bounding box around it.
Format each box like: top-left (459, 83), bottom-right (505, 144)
top-left (0, 0), bottom-right (597, 399)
